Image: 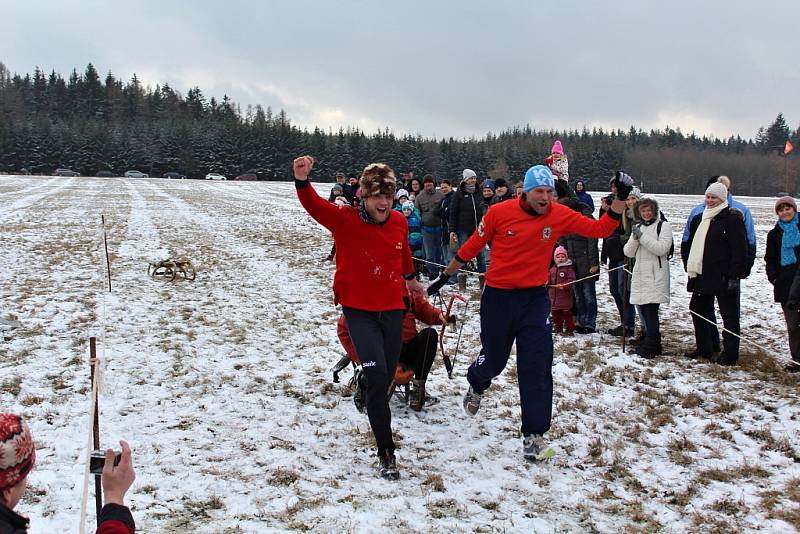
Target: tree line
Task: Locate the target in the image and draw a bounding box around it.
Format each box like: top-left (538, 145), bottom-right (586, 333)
top-left (0, 62), bottom-right (797, 195)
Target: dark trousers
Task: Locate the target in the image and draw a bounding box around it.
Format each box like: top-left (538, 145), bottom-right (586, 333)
top-left (689, 292), bottom-right (740, 358)
top-left (639, 303), bottom-right (660, 337)
top-left (466, 286), bottom-right (553, 437)
top-left (781, 303), bottom-right (800, 363)
top-left (399, 327), bottom-right (439, 381)
top-left (342, 307), bottom-right (403, 456)
top-left (608, 260), bottom-right (634, 328)
top-left (574, 280), bottom-right (598, 329)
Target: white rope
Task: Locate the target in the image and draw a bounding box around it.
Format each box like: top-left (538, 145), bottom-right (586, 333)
top-left (621, 266), bottom-right (779, 357)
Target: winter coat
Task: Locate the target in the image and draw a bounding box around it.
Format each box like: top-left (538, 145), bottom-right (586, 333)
top-left (448, 183), bottom-right (484, 235)
top-left (490, 191), bottom-right (513, 205)
top-left (559, 200), bottom-right (599, 280)
top-left (414, 189), bottom-right (445, 227)
top-left (0, 502), bottom-right (135, 534)
top-left (765, 218), bottom-right (800, 303)
top-left (403, 210), bottom-right (424, 258)
top-left (681, 207), bottom-right (748, 295)
top-left (338, 293), bottom-right (445, 364)
top-left (574, 181), bottom-right (595, 212)
top-left (623, 202), bottom-right (673, 305)
top-left (600, 205), bottom-right (634, 264)
top-left (434, 191), bottom-right (454, 243)
top-left (548, 262), bottom-right (576, 310)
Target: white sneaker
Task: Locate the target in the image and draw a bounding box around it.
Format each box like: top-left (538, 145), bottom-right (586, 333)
top-left (463, 386), bottom-right (483, 416)
top-left (523, 434), bottom-right (554, 461)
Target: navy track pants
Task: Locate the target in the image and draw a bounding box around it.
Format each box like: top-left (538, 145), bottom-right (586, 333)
top-left (466, 286), bottom-right (554, 437)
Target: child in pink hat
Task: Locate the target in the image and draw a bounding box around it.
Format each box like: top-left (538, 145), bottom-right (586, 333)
top-left (548, 246), bottom-right (577, 335)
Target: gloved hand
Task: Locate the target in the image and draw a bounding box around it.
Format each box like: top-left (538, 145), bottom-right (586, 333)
top-left (427, 273), bottom-right (450, 296)
top-left (726, 278), bottom-right (740, 295)
top-left (631, 225), bottom-right (642, 240)
top-left (613, 171), bottom-right (634, 200)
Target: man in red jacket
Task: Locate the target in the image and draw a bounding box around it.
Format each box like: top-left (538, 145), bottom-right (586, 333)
top-left (293, 156), bottom-right (423, 480)
top-left (0, 413), bottom-right (136, 534)
top-left (337, 290), bottom-right (451, 412)
top-left (427, 166), bottom-right (633, 462)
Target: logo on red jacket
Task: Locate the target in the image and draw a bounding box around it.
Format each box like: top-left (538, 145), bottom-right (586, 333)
top-left (477, 221), bottom-right (485, 237)
top-left (542, 226), bottom-right (552, 240)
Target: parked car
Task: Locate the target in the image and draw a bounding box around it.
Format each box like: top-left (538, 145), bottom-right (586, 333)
top-left (234, 173), bottom-right (258, 181)
top-left (163, 171), bottom-right (187, 180)
top-left (96, 170), bottom-right (117, 178)
top-left (55, 168), bottom-right (80, 177)
top-left (205, 173), bottom-right (227, 181)
top-left (124, 170), bottom-right (149, 178)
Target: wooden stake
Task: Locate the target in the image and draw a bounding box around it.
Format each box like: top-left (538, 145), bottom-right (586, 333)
top-left (89, 337), bottom-right (102, 525)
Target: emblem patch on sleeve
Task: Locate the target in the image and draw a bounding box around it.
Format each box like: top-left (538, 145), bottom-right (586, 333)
top-left (542, 226), bottom-right (552, 240)
top-left (477, 221), bottom-right (486, 237)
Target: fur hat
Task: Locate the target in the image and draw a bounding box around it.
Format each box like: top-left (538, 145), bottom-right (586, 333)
top-left (705, 182), bottom-right (728, 201)
top-left (554, 245), bottom-right (569, 260)
top-left (523, 165), bottom-right (555, 192)
top-left (401, 200), bottom-right (415, 211)
top-left (775, 196), bottom-right (797, 214)
top-left (0, 413), bottom-right (36, 490)
top-left (462, 169), bottom-right (477, 182)
top-left (395, 189), bottom-right (409, 200)
top-left (493, 178), bottom-right (508, 189)
top-left (359, 163), bottom-right (396, 198)
top-left (482, 179), bottom-right (495, 192)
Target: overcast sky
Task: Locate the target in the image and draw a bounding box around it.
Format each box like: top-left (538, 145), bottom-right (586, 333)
top-left (3, 0), bottom-right (798, 140)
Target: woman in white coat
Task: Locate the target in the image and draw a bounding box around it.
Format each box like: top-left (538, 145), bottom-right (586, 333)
top-left (623, 197), bottom-right (674, 358)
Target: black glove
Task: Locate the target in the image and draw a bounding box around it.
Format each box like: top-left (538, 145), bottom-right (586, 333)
top-left (726, 278), bottom-right (740, 295)
top-left (427, 273), bottom-right (449, 296)
top-left (613, 171), bottom-right (634, 200)
top-left (447, 314), bottom-right (458, 325)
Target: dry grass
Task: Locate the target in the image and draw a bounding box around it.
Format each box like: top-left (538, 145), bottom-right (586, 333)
top-left (422, 473), bottom-right (446, 493)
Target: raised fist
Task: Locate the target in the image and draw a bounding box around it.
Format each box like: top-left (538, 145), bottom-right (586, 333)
top-left (293, 155), bottom-right (315, 180)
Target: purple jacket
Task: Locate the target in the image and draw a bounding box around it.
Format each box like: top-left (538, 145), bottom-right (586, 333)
top-left (548, 262), bottom-right (576, 310)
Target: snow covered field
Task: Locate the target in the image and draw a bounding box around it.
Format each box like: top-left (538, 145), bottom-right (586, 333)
top-left (1, 175), bottom-right (798, 533)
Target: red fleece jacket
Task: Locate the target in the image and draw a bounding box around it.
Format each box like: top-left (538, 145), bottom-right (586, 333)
top-left (296, 181), bottom-right (414, 311)
top-left (458, 197), bottom-right (619, 289)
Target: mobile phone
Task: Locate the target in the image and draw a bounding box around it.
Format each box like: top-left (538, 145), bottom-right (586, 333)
top-left (89, 450), bottom-right (121, 474)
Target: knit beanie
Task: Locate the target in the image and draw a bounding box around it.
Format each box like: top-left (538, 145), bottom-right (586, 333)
top-left (402, 200), bottom-right (415, 211)
top-left (482, 179), bottom-right (495, 192)
top-left (554, 245), bottom-right (569, 260)
top-left (551, 140), bottom-right (564, 155)
top-left (462, 169), bottom-right (477, 182)
top-left (332, 184), bottom-right (343, 193)
top-left (494, 178), bottom-right (508, 189)
top-left (523, 165), bottom-right (555, 192)
top-left (0, 414), bottom-right (36, 490)
top-left (775, 196), bottom-right (797, 214)
top-left (395, 189), bottom-right (409, 200)
top-left (705, 182), bottom-right (728, 201)
top-left (629, 186), bottom-right (643, 200)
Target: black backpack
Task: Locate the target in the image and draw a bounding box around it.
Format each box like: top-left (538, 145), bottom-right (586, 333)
top-left (656, 213), bottom-right (675, 261)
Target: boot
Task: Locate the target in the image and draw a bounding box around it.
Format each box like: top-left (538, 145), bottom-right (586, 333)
top-left (408, 379), bottom-right (426, 412)
top-left (378, 450), bottom-right (400, 480)
top-left (635, 336), bottom-right (658, 359)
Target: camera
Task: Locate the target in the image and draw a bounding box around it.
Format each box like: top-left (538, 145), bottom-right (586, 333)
top-left (89, 450), bottom-right (121, 475)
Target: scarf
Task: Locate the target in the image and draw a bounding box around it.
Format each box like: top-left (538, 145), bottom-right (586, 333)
top-left (778, 213), bottom-right (800, 266)
top-left (358, 202), bottom-right (384, 226)
top-left (465, 184), bottom-right (476, 194)
top-left (686, 201), bottom-right (728, 278)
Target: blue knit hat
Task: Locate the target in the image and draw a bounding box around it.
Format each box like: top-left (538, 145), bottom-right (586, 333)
top-left (482, 179), bottom-right (495, 192)
top-left (523, 165), bottom-right (555, 192)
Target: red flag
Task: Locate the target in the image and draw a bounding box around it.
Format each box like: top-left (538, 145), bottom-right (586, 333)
top-left (786, 140), bottom-right (794, 155)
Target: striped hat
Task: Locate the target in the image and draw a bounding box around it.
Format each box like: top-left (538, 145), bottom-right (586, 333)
top-left (0, 413), bottom-right (36, 490)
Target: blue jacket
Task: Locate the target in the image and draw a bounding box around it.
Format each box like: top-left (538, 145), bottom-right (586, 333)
top-left (681, 193), bottom-right (756, 276)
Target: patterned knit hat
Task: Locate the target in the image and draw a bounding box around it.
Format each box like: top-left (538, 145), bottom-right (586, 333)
top-left (554, 245), bottom-right (569, 260)
top-left (0, 413), bottom-right (36, 490)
